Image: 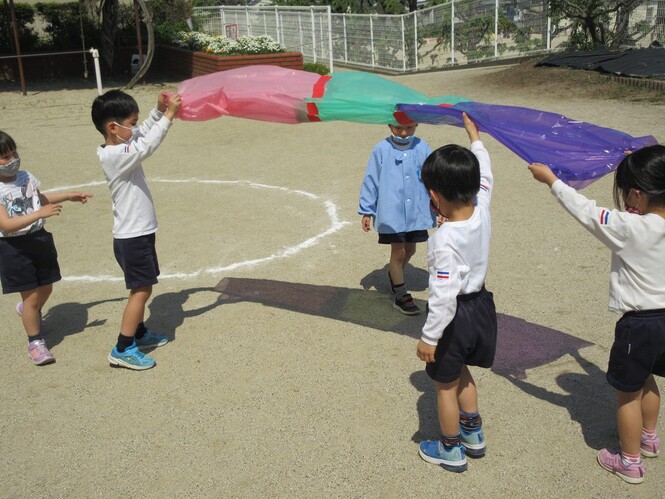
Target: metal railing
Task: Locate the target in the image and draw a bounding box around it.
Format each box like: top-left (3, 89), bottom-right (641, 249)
top-left (193, 1), bottom-right (665, 73)
top-left (192, 6), bottom-right (334, 70)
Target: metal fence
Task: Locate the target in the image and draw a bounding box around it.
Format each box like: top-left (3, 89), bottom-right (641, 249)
top-left (193, 1), bottom-right (665, 73)
top-left (192, 6), bottom-right (334, 70)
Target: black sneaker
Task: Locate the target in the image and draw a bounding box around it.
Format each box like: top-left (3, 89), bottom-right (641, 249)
top-left (393, 293), bottom-right (420, 315)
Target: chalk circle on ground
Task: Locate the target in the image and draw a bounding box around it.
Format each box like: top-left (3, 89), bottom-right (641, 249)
top-left (47, 178), bottom-right (350, 283)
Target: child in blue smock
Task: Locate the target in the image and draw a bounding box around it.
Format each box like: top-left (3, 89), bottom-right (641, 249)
top-left (359, 123), bottom-right (436, 315)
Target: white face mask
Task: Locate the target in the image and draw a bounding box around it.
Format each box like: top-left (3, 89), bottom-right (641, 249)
top-left (113, 122), bottom-right (140, 144)
top-left (391, 134), bottom-right (414, 145)
top-left (0, 156), bottom-right (20, 177)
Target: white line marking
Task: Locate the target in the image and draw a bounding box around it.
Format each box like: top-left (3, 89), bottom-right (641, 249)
top-left (46, 178), bottom-right (350, 283)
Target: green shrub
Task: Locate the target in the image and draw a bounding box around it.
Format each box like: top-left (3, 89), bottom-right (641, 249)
top-left (0, 2), bottom-right (100, 53)
top-left (303, 61), bottom-right (330, 75)
top-left (0, 3), bottom-right (39, 53)
top-left (148, 0), bottom-right (192, 43)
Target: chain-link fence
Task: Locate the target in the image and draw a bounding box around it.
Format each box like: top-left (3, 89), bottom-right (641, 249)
top-left (192, 6), bottom-right (334, 69)
top-left (415, 0), bottom-right (552, 70)
top-left (193, 1), bottom-right (665, 73)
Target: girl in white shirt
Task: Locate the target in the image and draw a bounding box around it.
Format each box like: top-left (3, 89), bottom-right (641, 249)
top-left (529, 144), bottom-right (665, 485)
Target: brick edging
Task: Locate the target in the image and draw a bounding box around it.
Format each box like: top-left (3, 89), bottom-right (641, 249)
top-left (153, 45), bottom-right (304, 78)
top-left (612, 75), bottom-right (665, 92)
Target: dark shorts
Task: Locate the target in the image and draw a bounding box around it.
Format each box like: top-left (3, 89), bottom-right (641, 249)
top-left (113, 233), bottom-right (160, 290)
top-left (0, 228), bottom-right (61, 294)
top-left (426, 287), bottom-right (497, 383)
top-left (378, 230), bottom-right (429, 244)
top-left (607, 309), bottom-right (665, 392)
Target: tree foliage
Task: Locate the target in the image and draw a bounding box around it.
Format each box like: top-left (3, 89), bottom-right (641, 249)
top-left (549, 0), bottom-right (651, 49)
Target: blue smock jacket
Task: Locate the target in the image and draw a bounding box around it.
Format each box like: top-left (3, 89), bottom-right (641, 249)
top-left (358, 137), bottom-right (436, 234)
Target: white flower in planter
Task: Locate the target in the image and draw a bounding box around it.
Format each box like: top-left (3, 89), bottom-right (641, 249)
top-left (172, 31), bottom-right (286, 56)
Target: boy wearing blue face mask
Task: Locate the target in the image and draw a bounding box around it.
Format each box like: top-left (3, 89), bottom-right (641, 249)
top-left (359, 123), bottom-right (436, 315)
top-left (0, 130), bottom-right (92, 365)
top-left (91, 89), bottom-right (181, 370)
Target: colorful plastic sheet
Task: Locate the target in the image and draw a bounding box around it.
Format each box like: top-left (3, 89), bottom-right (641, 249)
top-left (176, 65), bottom-right (320, 123)
top-left (175, 65), bottom-right (658, 188)
top-left (397, 102), bottom-right (657, 188)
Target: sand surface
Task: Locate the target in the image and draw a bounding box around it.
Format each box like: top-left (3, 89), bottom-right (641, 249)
top-left (1, 67), bottom-right (664, 497)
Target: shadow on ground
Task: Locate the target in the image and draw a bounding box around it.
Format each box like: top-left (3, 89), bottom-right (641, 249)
top-left (360, 264), bottom-right (430, 294)
top-left (147, 287), bottom-right (224, 341)
top-left (411, 350), bottom-right (615, 450)
top-left (42, 297), bottom-right (125, 347)
top-left (501, 349), bottom-right (616, 450)
top-left (216, 275), bottom-right (612, 449)
top-left (214, 276), bottom-right (594, 379)
top-left (43, 288), bottom-right (223, 347)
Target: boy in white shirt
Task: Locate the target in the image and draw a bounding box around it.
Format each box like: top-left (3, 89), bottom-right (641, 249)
top-left (91, 89), bottom-right (181, 370)
top-left (416, 113), bottom-right (497, 472)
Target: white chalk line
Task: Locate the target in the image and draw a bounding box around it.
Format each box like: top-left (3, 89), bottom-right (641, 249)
top-left (46, 178), bottom-right (350, 283)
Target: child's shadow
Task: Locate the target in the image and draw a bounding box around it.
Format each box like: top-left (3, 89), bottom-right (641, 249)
top-left (43, 297), bottom-right (125, 347)
top-left (146, 287), bottom-right (225, 341)
top-left (360, 264), bottom-right (429, 294)
top-left (410, 370), bottom-right (440, 442)
top-left (501, 350), bottom-right (616, 450)
top-left (410, 351), bottom-right (615, 448)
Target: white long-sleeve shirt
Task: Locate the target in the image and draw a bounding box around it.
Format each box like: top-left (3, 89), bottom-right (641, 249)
top-left (421, 140), bottom-right (493, 346)
top-left (97, 108), bottom-right (171, 239)
top-left (551, 179), bottom-right (665, 313)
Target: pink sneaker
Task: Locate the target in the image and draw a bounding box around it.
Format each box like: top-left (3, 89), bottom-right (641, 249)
top-left (27, 339), bottom-right (55, 366)
top-left (641, 434), bottom-right (660, 458)
top-left (597, 448), bottom-right (645, 484)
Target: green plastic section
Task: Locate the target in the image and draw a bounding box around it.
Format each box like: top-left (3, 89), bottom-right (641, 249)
top-left (308, 72), bottom-right (470, 124)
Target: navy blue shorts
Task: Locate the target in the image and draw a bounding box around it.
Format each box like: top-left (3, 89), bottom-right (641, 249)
top-left (607, 309), bottom-right (665, 392)
top-left (426, 287), bottom-right (497, 383)
top-left (113, 233), bottom-right (160, 290)
top-left (379, 230), bottom-right (429, 244)
top-left (0, 228), bottom-right (61, 294)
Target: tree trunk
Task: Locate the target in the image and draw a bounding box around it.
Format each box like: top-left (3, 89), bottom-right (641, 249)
top-left (125, 0), bottom-right (154, 89)
top-left (100, 0), bottom-right (118, 74)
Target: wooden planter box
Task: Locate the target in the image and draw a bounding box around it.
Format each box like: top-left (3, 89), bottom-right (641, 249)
top-left (154, 45), bottom-right (304, 79)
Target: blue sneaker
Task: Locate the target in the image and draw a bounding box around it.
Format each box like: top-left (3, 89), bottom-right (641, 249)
top-left (108, 342), bottom-right (156, 370)
top-left (135, 330), bottom-right (168, 348)
top-left (460, 427), bottom-right (486, 458)
top-left (418, 440), bottom-right (468, 472)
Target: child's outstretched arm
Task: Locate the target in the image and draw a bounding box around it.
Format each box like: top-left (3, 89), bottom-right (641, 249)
top-left (464, 112), bottom-right (493, 205)
top-left (528, 162), bottom-right (558, 187)
top-left (463, 112), bottom-right (480, 144)
top-left (527, 162), bottom-right (628, 251)
top-left (41, 191), bottom-right (93, 205)
top-left (0, 200), bottom-right (62, 235)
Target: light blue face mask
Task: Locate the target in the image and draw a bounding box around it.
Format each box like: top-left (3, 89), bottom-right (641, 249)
top-left (0, 156), bottom-right (20, 177)
top-left (391, 134), bottom-right (414, 145)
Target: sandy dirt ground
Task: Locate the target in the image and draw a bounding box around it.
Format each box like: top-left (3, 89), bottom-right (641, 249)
top-left (0, 66), bottom-right (664, 497)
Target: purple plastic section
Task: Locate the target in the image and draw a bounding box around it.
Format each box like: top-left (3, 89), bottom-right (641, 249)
top-left (398, 102), bottom-right (658, 188)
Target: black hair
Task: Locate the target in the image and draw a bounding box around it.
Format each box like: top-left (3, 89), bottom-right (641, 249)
top-left (613, 144), bottom-right (665, 209)
top-left (421, 144), bottom-right (480, 204)
top-left (0, 130), bottom-right (17, 156)
top-left (91, 89), bottom-right (139, 136)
